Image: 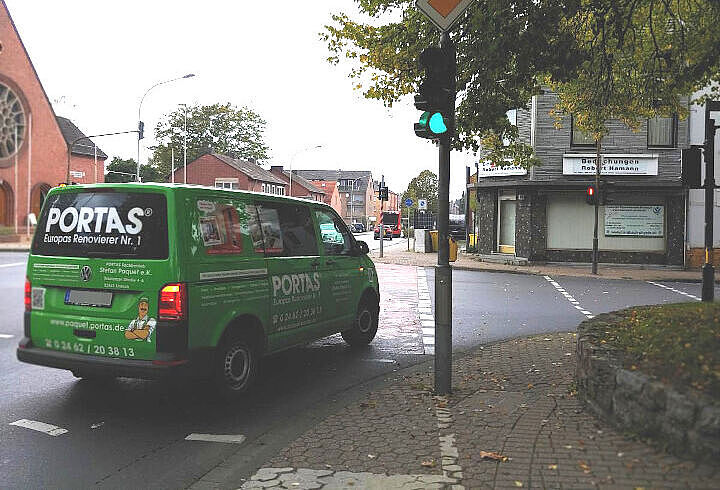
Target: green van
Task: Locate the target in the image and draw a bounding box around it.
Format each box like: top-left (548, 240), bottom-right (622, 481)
top-left (17, 183), bottom-right (379, 397)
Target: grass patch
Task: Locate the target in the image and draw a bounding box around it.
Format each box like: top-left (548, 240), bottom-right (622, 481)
top-left (597, 303), bottom-right (720, 397)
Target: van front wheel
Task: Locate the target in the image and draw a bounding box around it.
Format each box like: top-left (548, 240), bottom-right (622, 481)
top-left (213, 333), bottom-right (259, 398)
top-left (342, 298), bottom-right (378, 346)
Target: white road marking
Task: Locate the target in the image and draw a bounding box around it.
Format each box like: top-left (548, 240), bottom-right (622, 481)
top-left (417, 268), bottom-right (435, 355)
top-left (544, 276), bottom-right (594, 319)
top-left (0, 262), bottom-right (25, 268)
top-left (0, 334), bottom-right (14, 339)
top-left (646, 281), bottom-right (701, 301)
top-left (185, 433), bottom-right (246, 444)
top-left (10, 419), bottom-right (68, 436)
top-left (361, 359), bottom-right (397, 364)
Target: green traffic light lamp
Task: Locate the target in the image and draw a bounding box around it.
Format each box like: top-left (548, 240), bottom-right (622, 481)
top-left (415, 111), bottom-right (448, 139)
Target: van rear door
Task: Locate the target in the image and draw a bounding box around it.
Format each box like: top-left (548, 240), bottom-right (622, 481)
top-left (27, 189), bottom-right (172, 361)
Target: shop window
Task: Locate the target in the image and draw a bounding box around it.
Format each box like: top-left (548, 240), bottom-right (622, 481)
top-left (571, 116), bottom-right (596, 147)
top-left (647, 116), bottom-right (676, 147)
top-left (257, 203), bottom-right (318, 257)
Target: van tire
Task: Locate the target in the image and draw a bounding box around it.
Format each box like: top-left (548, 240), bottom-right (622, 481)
top-left (213, 332), bottom-right (259, 398)
top-left (342, 298), bottom-right (378, 346)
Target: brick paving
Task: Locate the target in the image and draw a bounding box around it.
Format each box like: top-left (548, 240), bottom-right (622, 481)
top-left (244, 333), bottom-right (718, 489)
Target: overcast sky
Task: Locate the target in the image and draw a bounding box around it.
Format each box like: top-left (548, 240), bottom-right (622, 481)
top-left (6, 0), bottom-right (477, 199)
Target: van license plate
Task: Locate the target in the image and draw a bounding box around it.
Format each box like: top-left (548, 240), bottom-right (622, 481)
top-left (65, 289), bottom-right (113, 307)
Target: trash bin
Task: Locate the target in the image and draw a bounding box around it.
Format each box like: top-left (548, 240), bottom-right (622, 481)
top-left (449, 237), bottom-right (458, 262)
top-left (429, 230), bottom-right (439, 252)
top-left (468, 233), bottom-right (476, 247)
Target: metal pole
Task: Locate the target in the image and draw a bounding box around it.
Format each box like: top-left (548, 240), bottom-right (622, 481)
top-left (94, 145), bottom-right (97, 183)
top-left (26, 113), bottom-right (32, 237)
top-left (379, 176), bottom-right (384, 258)
top-left (702, 105), bottom-right (717, 301)
top-left (465, 166), bottom-right (471, 245)
top-left (171, 147), bottom-right (175, 184)
top-left (592, 139), bottom-right (601, 274)
top-left (435, 31), bottom-right (455, 395)
top-left (14, 126), bottom-right (18, 234)
top-left (184, 105), bottom-right (188, 184)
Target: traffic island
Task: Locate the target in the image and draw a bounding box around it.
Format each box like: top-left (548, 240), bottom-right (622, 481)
top-left (576, 303), bottom-right (720, 463)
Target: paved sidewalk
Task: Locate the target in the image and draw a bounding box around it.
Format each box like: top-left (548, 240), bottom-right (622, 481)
top-left (371, 247), bottom-right (720, 283)
top-left (241, 332), bottom-right (718, 489)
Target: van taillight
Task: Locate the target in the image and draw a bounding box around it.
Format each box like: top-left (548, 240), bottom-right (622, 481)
top-left (25, 278), bottom-right (31, 311)
top-left (158, 283), bottom-right (186, 321)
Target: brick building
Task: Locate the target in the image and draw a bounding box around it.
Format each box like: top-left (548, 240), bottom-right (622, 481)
top-left (173, 153), bottom-right (287, 195)
top-left (0, 0), bottom-right (106, 231)
top-left (468, 91), bottom-right (687, 265)
top-left (269, 166), bottom-right (324, 201)
top-left (294, 170), bottom-right (375, 228)
top-left (313, 180), bottom-right (343, 216)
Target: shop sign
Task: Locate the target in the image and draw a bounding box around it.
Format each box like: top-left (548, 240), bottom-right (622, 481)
top-left (563, 154), bottom-right (658, 176)
top-left (604, 205), bottom-right (664, 237)
top-left (477, 161), bottom-right (527, 177)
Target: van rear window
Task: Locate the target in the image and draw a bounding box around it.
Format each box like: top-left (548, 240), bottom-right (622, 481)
top-left (32, 191), bottom-right (168, 259)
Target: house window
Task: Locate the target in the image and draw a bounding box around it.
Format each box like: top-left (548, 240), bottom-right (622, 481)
top-left (571, 116), bottom-right (596, 147)
top-left (648, 116), bottom-right (676, 147)
top-left (214, 178), bottom-right (238, 190)
top-left (261, 183), bottom-right (267, 193)
top-left (278, 187), bottom-right (285, 196)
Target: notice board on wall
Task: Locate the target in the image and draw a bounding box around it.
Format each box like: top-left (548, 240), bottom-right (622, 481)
top-left (604, 205), bottom-right (664, 237)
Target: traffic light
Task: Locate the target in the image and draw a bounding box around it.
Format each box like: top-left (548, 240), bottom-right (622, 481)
top-left (138, 121), bottom-right (145, 140)
top-left (414, 47), bottom-right (452, 139)
top-left (586, 185), bottom-right (597, 205)
top-left (379, 186), bottom-right (389, 201)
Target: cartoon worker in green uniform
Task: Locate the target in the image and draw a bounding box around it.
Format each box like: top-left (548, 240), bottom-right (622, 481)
top-left (125, 297), bottom-right (156, 342)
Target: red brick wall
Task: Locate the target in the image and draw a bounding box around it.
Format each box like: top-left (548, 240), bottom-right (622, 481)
top-left (0, 2), bottom-right (104, 228)
top-left (171, 154), bottom-right (252, 189)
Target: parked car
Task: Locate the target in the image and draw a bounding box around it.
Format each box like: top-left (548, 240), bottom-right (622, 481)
top-left (373, 224), bottom-right (393, 240)
top-left (351, 223), bottom-right (365, 233)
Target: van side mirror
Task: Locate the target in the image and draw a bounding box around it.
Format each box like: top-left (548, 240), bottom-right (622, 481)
top-left (356, 241), bottom-right (370, 255)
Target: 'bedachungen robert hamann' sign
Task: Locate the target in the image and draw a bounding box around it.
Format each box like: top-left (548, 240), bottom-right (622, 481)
top-left (562, 154), bottom-right (658, 176)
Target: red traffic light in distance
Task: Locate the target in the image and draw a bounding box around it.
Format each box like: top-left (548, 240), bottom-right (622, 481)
top-left (586, 185), bottom-right (597, 205)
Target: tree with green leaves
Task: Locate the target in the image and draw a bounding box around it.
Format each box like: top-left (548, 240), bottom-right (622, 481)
top-left (105, 157), bottom-right (160, 183)
top-left (401, 170), bottom-right (438, 213)
top-left (150, 103), bottom-right (270, 178)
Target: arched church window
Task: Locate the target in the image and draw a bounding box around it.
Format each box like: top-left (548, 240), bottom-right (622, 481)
top-left (0, 82), bottom-right (26, 159)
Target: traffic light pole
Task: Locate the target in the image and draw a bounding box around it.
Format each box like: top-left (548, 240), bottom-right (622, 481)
top-left (592, 140), bottom-right (601, 275)
top-left (702, 103), bottom-right (718, 301)
top-left (379, 175), bottom-right (385, 259)
top-left (435, 32), bottom-right (455, 396)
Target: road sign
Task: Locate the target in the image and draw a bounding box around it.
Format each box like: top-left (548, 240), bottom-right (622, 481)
top-left (418, 198), bottom-right (428, 210)
top-left (405, 198), bottom-right (414, 207)
top-left (416, 0), bottom-right (475, 32)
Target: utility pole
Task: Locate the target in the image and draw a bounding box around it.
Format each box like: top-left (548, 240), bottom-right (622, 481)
top-left (592, 140), bottom-right (601, 274)
top-left (702, 101), bottom-right (720, 301)
top-left (379, 175), bottom-right (385, 258)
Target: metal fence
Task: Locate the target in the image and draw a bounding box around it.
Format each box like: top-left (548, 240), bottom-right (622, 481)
top-left (413, 210), bottom-right (436, 230)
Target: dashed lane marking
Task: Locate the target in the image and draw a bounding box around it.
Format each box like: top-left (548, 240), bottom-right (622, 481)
top-left (544, 276), bottom-right (594, 319)
top-left (9, 419), bottom-right (68, 436)
top-left (417, 267), bottom-right (434, 355)
top-left (646, 281), bottom-right (701, 301)
top-left (0, 334), bottom-right (14, 339)
top-left (185, 433), bottom-right (246, 444)
top-left (0, 262), bottom-right (25, 268)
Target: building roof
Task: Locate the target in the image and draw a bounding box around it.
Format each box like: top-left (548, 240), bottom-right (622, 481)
top-left (213, 153), bottom-right (286, 185)
top-left (56, 117), bottom-right (108, 159)
top-left (294, 169), bottom-right (372, 190)
top-left (283, 171), bottom-right (324, 195)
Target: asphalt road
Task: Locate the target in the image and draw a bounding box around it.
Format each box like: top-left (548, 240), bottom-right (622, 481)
top-left (354, 230), bottom-right (409, 253)
top-left (0, 251), bottom-right (714, 489)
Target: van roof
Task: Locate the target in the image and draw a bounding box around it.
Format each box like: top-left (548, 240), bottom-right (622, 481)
top-left (50, 182), bottom-right (335, 208)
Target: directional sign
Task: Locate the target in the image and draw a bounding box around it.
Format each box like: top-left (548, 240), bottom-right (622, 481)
top-left (416, 0), bottom-right (475, 32)
top-left (405, 198), bottom-right (414, 207)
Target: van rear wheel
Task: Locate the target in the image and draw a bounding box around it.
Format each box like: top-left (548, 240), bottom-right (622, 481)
top-left (342, 298), bottom-right (379, 346)
top-left (213, 333), bottom-right (259, 398)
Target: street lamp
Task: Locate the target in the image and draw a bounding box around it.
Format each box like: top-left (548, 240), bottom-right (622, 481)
top-left (289, 144), bottom-right (323, 196)
top-left (66, 130), bottom-right (138, 184)
top-left (137, 73), bottom-right (195, 182)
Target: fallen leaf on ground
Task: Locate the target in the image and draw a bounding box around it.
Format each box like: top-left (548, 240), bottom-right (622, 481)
top-left (421, 459), bottom-right (436, 468)
top-left (578, 461), bottom-right (591, 473)
top-left (514, 481), bottom-right (524, 487)
top-left (367, 454), bottom-right (376, 459)
top-left (479, 451), bottom-right (508, 462)
top-left (547, 464), bottom-right (558, 470)
top-left (90, 422), bottom-right (104, 429)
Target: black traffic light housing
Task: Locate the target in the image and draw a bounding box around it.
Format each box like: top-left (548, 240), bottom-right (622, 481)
top-left (378, 186), bottom-right (389, 201)
top-left (138, 121), bottom-right (145, 140)
top-left (682, 146), bottom-right (702, 188)
top-left (586, 185), bottom-right (597, 205)
top-left (414, 47), bottom-right (453, 140)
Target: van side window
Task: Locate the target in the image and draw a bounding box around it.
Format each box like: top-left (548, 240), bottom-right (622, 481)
top-left (257, 203), bottom-right (318, 257)
top-left (195, 199), bottom-right (263, 256)
top-left (315, 210), bottom-right (352, 256)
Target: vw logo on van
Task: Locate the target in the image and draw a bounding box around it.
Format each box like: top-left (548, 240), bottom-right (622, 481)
top-left (80, 266), bottom-right (92, 282)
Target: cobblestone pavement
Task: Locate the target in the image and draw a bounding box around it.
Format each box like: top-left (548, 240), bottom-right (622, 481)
top-left (243, 333), bottom-right (718, 489)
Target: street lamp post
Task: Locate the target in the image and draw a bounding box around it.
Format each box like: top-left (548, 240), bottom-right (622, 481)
top-left (137, 74), bottom-right (195, 182)
top-left (66, 130), bottom-right (139, 184)
top-left (288, 145), bottom-right (323, 196)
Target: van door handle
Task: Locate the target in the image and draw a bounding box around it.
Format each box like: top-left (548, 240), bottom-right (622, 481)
top-left (310, 260), bottom-right (320, 267)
